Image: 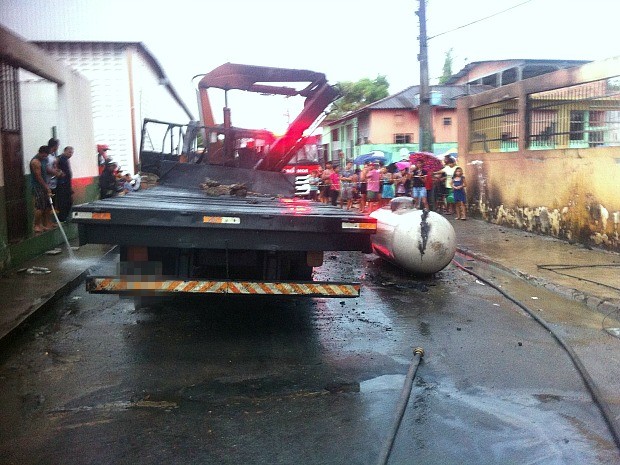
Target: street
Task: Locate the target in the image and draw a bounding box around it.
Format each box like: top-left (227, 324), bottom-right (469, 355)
top-left (1, 250), bottom-right (619, 465)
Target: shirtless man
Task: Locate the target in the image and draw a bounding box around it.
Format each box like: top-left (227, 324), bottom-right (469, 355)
top-left (30, 145), bottom-right (52, 233)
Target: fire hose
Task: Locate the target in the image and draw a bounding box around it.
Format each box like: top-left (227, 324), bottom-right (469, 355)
top-left (376, 347), bottom-right (425, 465)
top-left (451, 257), bottom-right (620, 453)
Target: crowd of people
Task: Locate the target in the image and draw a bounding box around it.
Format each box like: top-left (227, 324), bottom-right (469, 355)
top-left (29, 141), bottom-right (138, 235)
top-left (29, 141), bottom-right (466, 236)
top-left (305, 154), bottom-right (467, 219)
top-left (29, 138), bottom-right (74, 234)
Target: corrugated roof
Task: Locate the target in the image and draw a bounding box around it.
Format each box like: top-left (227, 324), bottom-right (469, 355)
top-left (445, 59), bottom-right (591, 85)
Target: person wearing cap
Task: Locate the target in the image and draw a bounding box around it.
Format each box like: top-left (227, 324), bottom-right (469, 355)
top-left (99, 160), bottom-right (121, 199)
top-left (97, 144), bottom-right (110, 175)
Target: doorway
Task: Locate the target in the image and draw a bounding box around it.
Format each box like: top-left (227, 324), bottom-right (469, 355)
top-left (1, 61), bottom-right (27, 242)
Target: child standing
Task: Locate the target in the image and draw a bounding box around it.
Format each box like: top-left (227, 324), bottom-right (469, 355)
top-left (308, 170), bottom-right (320, 201)
top-left (380, 167), bottom-right (394, 207)
top-left (452, 167), bottom-right (467, 220)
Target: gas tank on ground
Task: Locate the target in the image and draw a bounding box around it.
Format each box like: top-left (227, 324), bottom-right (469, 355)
top-left (369, 198), bottom-right (456, 274)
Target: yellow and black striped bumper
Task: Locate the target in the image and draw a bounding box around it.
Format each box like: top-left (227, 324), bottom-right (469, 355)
top-left (86, 277), bottom-right (361, 297)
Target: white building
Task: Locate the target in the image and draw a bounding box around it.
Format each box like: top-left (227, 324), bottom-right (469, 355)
top-left (35, 41), bottom-right (195, 174)
top-left (0, 25), bottom-right (94, 253)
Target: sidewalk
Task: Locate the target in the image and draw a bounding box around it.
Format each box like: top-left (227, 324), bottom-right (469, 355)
top-left (0, 242), bottom-right (114, 341)
top-left (453, 217), bottom-right (620, 314)
top-left (0, 218), bottom-right (618, 343)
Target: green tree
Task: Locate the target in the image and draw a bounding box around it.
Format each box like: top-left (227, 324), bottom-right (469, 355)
top-left (327, 75), bottom-right (389, 120)
top-left (438, 48), bottom-right (454, 84)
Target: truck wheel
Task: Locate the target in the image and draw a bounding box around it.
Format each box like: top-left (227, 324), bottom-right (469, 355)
top-left (290, 261), bottom-right (313, 280)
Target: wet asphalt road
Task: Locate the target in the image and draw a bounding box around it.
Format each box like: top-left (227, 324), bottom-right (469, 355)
top-left (1, 251), bottom-right (619, 465)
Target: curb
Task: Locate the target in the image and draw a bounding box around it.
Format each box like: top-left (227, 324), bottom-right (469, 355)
top-left (0, 246), bottom-right (117, 343)
top-left (455, 246), bottom-right (620, 316)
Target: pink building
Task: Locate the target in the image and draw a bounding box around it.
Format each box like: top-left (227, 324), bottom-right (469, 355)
top-left (322, 84), bottom-right (490, 164)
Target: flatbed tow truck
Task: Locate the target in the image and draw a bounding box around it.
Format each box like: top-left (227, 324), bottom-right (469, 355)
top-left (72, 64), bottom-right (376, 298)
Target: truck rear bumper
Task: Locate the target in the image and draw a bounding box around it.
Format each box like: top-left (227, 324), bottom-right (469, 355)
top-left (87, 276), bottom-right (361, 297)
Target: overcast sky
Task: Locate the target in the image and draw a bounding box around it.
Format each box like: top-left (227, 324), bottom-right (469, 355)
top-left (1, 0), bottom-right (618, 131)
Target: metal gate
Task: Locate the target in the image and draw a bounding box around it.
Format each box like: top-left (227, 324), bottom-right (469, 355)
top-left (0, 61), bottom-right (27, 242)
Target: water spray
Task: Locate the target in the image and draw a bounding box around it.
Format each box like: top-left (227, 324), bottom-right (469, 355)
top-left (48, 196), bottom-right (76, 261)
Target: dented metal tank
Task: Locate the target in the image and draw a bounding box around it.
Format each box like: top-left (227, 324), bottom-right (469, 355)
top-left (369, 197), bottom-right (456, 274)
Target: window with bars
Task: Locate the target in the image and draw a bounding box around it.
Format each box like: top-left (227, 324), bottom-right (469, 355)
top-left (527, 76), bottom-right (620, 149)
top-left (469, 99), bottom-right (519, 153)
top-left (0, 61), bottom-right (21, 132)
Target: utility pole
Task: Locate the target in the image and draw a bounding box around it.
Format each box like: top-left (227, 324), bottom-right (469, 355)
top-left (417, 0), bottom-right (433, 153)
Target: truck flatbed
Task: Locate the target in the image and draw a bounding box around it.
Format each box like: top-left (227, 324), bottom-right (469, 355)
top-left (73, 185), bottom-right (375, 252)
top-left (73, 162), bottom-right (375, 253)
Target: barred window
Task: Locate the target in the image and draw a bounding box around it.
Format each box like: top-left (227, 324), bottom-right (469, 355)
top-left (469, 99), bottom-right (519, 153)
top-left (527, 77), bottom-right (620, 149)
top-left (0, 61), bottom-right (21, 132)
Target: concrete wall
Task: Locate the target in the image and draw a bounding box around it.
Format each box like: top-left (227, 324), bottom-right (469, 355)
top-left (458, 57), bottom-right (620, 250)
top-left (38, 43), bottom-right (194, 175)
top-left (366, 108), bottom-right (458, 146)
top-left (37, 42), bottom-right (135, 174)
top-left (462, 148), bottom-right (619, 247)
top-left (20, 77), bottom-right (59, 168)
top-left (433, 108), bottom-right (457, 144)
top-left (21, 71), bottom-right (97, 186)
top-left (368, 110), bottom-right (416, 143)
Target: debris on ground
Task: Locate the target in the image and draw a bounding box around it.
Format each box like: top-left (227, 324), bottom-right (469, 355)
top-left (45, 248), bottom-right (62, 255)
top-left (26, 267), bottom-right (51, 275)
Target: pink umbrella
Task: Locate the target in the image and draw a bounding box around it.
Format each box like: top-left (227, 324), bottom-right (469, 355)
top-left (409, 152), bottom-right (443, 172)
top-left (395, 161), bottom-right (411, 171)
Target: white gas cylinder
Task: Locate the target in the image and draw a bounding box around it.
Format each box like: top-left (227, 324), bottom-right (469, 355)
top-left (369, 198), bottom-right (456, 274)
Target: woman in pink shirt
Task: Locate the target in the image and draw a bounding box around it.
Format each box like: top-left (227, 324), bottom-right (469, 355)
top-left (329, 165), bottom-right (341, 206)
top-left (365, 163), bottom-right (381, 212)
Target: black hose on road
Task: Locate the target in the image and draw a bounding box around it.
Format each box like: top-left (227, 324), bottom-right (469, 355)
top-left (376, 347), bottom-right (425, 465)
top-left (452, 256), bottom-right (620, 454)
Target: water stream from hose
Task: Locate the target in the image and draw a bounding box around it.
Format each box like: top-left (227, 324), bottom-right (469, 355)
top-left (49, 196), bottom-right (76, 261)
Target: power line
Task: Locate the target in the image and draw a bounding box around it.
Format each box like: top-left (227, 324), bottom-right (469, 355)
top-left (428, 0), bottom-right (533, 40)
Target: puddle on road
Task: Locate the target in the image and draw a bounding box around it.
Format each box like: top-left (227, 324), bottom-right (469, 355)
top-left (360, 374), bottom-right (405, 393)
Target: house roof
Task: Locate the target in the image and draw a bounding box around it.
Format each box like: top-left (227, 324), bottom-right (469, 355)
top-left (326, 84), bottom-right (491, 125)
top-left (445, 59), bottom-right (591, 85)
top-left (33, 40), bottom-right (195, 120)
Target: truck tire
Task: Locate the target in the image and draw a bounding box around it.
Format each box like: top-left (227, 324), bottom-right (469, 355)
top-left (289, 258), bottom-right (313, 280)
